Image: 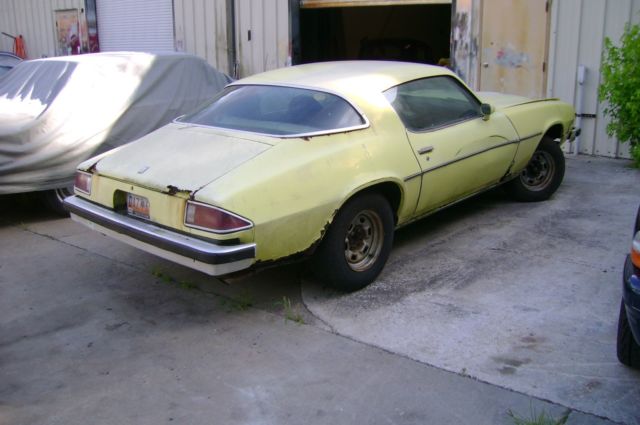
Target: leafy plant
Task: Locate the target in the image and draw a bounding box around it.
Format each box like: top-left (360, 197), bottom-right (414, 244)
top-left (599, 23), bottom-right (640, 166)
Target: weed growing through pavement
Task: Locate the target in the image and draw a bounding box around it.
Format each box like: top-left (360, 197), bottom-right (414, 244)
top-left (150, 267), bottom-right (197, 290)
top-left (277, 296), bottom-right (305, 325)
top-left (507, 406), bottom-right (570, 425)
top-left (219, 290), bottom-right (254, 312)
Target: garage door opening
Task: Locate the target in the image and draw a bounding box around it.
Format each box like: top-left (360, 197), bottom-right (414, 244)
top-left (299, 4), bottom-right (452, 65)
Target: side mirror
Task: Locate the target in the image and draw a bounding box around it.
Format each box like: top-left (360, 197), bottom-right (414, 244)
top-left (481, 103), bottom-right (494, 121)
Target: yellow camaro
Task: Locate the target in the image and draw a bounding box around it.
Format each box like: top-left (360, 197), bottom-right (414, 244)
top-left (64, 61), bottom-right (578, 291)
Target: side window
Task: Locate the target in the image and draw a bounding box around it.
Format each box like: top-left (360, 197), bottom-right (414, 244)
top-left (383, 76), bottom-right (482, 132)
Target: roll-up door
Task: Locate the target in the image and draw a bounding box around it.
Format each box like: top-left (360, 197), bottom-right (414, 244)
top-left (96, 0), bottom-right (175, 52)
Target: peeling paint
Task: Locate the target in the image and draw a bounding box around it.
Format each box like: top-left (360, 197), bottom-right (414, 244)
top-left (493, 46), bottom-right (530, 69)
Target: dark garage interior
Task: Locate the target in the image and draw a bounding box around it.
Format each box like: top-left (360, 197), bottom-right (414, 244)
top-left (299, 4), bottom-right (452, 65)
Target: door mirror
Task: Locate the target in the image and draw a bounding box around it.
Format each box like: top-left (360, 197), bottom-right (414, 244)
top-left (481, 103), bottom-right (494, 120)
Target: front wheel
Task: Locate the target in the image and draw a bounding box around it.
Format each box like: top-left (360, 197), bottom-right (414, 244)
top-left (312, 193), bottom-right (394, 292)
top-left (506, 136), bottom-right (565, 202)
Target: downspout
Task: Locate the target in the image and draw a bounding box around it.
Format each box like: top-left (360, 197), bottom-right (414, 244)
top-left (227, 0), bottom-right (238, 78)
top-left (573, 64), bottom-right (586, 156)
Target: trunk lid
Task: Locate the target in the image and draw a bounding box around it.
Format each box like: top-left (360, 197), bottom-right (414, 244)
top-left (94, 123), bottom-right (273, 194)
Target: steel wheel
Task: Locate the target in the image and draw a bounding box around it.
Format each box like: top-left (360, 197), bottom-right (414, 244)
top-left (520, 150), bottom-right (555, 191)
top-left (312, 192), bottom-right (394, 292)
top-left (344, 209), bottom-right (384, 272)
top-left (505, 136), bottom-right (565, 202)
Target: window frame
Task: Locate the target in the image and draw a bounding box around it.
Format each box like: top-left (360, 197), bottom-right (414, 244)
top-left (174, 83), bottom-right (370, 139)
top-left (384, 75), bottom-right (484, 134)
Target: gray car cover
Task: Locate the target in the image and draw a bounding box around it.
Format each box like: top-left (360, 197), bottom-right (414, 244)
top-left (0, 52), bottom-right (231, 194)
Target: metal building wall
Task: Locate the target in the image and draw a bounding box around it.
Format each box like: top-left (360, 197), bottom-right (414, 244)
top-left (174, 0), bottom-right (230, 73)
top-left (0, 0), bottom-right (84, 59)
top-left (547, 0), bottom-right (640, 159)
top-left (235, 0), bottom-right (289, 78)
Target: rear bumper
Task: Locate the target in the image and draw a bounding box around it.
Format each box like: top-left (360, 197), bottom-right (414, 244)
top-left (64, 195), bottom-right (256, 276)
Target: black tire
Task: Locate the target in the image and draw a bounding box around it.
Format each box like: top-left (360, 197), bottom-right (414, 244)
top-left (312, 192), bottom-right (394, 292)
top-left (616, 300), bottom-right (640, 368)
top-left (506, 136), bottom-right (565, 202)
top-left (41, 186), bottom-right (73, 216)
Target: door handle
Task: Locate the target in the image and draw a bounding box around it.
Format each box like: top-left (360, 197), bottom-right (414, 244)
top-left (418, 146), bottom-right (434, 155)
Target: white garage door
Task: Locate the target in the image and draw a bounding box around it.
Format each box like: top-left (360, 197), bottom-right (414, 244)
top-left (96, 0), bottom-right (175, 52)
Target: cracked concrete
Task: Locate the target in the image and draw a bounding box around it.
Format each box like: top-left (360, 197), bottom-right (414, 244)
top-left (0, 156), bottom-right (637, 424)
top-left (302, 156), bottom-right (640, 425)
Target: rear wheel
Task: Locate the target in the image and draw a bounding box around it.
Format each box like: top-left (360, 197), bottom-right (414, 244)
top-left (312, 193), bottom-right (394, 292)
top-left (41, 186), bottom-right (73, 216)
top-left (506, 136), bottom-right (565, 202)
top-left (616, 299), bottom-right (640, 368)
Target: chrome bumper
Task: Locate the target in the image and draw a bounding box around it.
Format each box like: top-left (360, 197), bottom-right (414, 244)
top-left (568, 126), bottom-right (581, 143)
top-left (64, 195), bottom-right (256, 276)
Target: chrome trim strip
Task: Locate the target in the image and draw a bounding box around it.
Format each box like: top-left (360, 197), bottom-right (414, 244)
top-left (403, 138), bottom-right (520, 182)
top-left (519, 132), bottom-right (542, 142)
top-left (64, 196), bottom-right (256, 273)
top-left (174, 83), bottom-right (371, 139)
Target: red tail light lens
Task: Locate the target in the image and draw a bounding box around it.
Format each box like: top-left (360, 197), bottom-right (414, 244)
top-left (184, 201), bottom-right (252, 234)
top-left (74, 171), bottom-right (92, 194)
top-left (632, 231), bottom-right (640, 269)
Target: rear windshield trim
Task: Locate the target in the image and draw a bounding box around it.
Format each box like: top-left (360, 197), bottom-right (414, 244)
top-left (174, 83), bottom-right (370, 139)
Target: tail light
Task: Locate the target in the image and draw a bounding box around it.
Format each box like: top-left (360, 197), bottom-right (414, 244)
top-left (632, 231), bottom-right (640, 269)
top-left (74, 171), bottom-right (92, 194)
top-left (184, 201), bottom-right (252, 234)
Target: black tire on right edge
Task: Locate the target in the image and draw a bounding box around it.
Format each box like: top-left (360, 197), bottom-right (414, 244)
top-left (506, 136), bottom-right (565, 202)
top-left (616, 299), bottom-right (640, 368)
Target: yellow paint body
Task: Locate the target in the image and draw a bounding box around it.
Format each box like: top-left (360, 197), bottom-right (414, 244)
top-left (75, 61), bottom-right (575, 268)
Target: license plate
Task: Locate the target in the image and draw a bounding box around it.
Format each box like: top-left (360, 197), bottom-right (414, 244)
top-left (127, 193), bottom-right (150, 219)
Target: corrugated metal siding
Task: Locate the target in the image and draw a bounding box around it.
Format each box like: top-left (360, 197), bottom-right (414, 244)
top-left (548, 0), bottom-right (640, 158)
top-left (0, 0), bottom-right (84, 58)
top-left (174, 0), bottom-right (229, 73)
top-left (236, 0), bottom-right (289, 78)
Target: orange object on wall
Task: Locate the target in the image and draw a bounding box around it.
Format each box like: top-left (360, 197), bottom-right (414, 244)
top-left (14, 35), bottom-right (26, 59)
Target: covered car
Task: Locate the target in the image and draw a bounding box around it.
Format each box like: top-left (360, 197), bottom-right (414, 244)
top-left (0, 52), bottom-right (231, 212)
top-left (64, 61), bottom-right (578, 291)
top-left (0, 51), bottom-right (21, 77)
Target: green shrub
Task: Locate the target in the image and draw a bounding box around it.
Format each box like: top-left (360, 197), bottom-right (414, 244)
top-left (599, 23), bottom-right (640, 167)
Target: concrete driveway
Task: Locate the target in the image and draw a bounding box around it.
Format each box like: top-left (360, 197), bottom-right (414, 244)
top-left (303, 156), bottom-right (640, 424)
top-left (1, 156), bottom-right (638, 424)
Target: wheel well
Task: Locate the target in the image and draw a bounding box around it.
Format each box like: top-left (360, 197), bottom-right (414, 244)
top-left (358, 182), bottom-right (402, 224)
top-left (544, 124), bottom-right (564, 142)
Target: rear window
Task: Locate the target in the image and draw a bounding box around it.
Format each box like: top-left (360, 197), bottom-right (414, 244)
top-left (177, 85), bottom-right (366, 136)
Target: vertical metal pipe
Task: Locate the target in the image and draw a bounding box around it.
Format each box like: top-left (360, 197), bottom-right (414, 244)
top-left (574, 64), bottom-right (586, 156)
top-left (227, 0), bottom-right (238, 78)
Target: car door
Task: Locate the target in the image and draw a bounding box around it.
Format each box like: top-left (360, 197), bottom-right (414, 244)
top-left (384, 76), bottom-right (520, 215)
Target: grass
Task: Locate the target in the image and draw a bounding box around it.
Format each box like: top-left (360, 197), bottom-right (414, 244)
top-left (507, 407), bottom-right (570, 425)
top-left (219, 289), bottom-right (254, 312)
top-left (278, 296), bottom-right (305, 325)
top-left (150, 267), bottom-right (198, 290)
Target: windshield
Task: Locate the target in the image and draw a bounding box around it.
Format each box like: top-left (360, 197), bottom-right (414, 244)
top-left (177, 85), bottom-right (366, 136)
